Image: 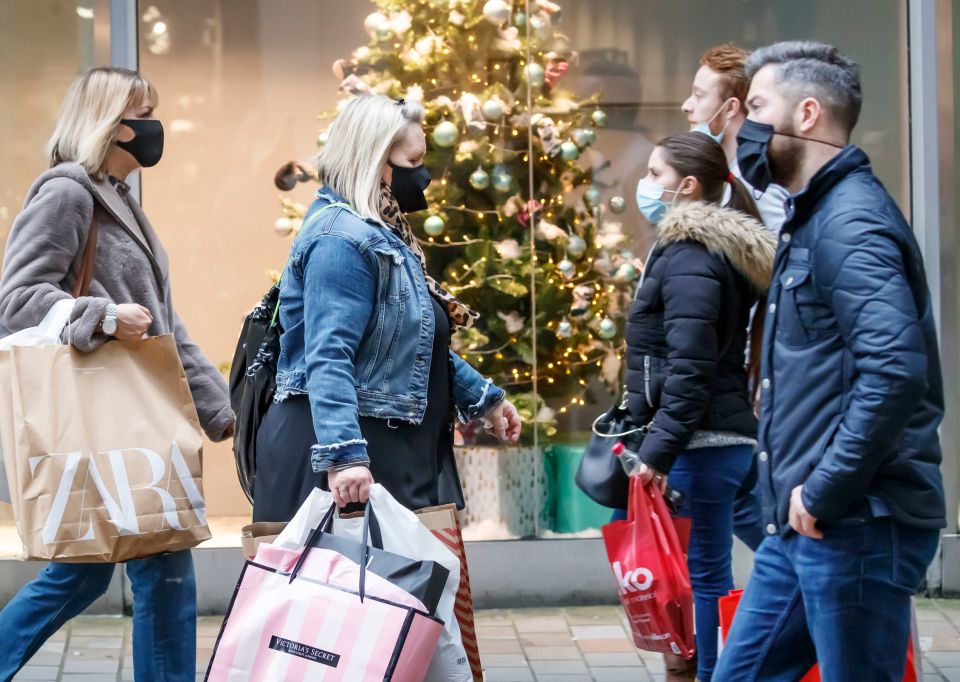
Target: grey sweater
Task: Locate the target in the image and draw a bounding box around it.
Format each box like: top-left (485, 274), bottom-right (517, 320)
top-left (0, 163), bottom-right (233, 442)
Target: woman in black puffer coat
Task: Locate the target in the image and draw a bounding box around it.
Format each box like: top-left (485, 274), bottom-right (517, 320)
top-left (627, 131), bottom-right (775, 682)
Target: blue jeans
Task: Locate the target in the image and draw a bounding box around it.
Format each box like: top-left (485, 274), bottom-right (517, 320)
top-left (667, 444), bottom-right (755, 682)
top-left (714, 518), bottom-right (939, 681)
top-left (0, 550), bottom-right (196, 682)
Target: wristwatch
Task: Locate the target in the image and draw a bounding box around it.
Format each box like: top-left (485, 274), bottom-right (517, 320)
top-left (101, 303), bottom-right (118, 336)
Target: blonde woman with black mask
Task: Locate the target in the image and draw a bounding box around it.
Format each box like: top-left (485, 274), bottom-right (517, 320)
top-left (0, 67), bottom-right (232, 682)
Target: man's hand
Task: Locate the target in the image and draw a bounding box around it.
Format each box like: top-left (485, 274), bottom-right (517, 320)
top-left (789, 485), bottom-right (823, 539)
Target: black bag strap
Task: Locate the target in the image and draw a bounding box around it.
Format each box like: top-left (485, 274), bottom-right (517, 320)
top-left (289, 498), bottom-right (378, 604)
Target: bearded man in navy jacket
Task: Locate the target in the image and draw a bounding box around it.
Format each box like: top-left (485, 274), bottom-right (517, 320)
top-left (714, 41), bottom-right (946, 682)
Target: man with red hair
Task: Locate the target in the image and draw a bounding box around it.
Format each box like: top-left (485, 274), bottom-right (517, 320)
top-left (683, 44), bottom-right (788, 230)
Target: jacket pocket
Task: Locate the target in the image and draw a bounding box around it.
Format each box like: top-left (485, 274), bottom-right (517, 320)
top-left (778, 266), bottom-right (828, 346)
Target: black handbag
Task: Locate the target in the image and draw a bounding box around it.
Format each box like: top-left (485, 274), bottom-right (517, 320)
top-left (575, 394), bottom-right (652, 509)
top-left (229, 285), bottom-right (282, 503)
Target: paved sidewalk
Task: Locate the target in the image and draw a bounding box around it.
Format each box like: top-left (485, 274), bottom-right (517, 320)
top-left (11, 600), bottom-right (960, 681)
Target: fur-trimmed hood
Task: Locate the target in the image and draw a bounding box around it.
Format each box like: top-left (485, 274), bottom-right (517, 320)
top-left (657, 201), bottom-right (776, 293)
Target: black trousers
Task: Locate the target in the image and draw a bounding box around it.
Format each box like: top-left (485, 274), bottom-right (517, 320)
top-left (251, 395), bottom-right (464, 522)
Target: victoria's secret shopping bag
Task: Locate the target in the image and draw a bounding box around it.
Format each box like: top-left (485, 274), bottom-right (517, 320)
top-left (0, 331), bottom-right (210, 562)
top-left (208, 503), bottom-right (443, 681)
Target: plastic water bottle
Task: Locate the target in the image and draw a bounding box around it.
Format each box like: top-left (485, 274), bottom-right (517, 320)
top-left (611, 441), bottom-right (642, 476)
top-left (611, 442), bottom-right (686, 513)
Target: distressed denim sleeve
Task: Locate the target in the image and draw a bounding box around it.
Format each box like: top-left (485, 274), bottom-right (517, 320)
top-left (449, 350), bottom-right (505, 423)
top-left (300, 233), bottom-right (374, 472)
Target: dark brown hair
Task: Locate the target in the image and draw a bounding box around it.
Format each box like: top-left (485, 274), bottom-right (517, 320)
top-left (656, 131), bottom-right (766, 390)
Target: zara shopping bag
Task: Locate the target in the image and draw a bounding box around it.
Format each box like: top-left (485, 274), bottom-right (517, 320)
top-left (602, 476), bottom-right (695, 659)
top-left (208, 501), bottom-right (443, 681)
top-left (275, 485), bottom-right (472, 682)
top-left (0, 301), bottom-right (210, 562)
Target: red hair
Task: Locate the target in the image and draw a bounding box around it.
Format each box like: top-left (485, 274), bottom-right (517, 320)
top-left (700, 44), bottom-right (751, 105)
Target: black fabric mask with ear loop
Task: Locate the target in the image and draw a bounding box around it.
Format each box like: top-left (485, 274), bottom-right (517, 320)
top-left (117, 118), bottom-right (164, 168)
top-left (736, 118), bottom-right (846, 194)
top-left (388, 161), bottom-right (431, 213)
top-left (735, 119), bottom-right (776, 193)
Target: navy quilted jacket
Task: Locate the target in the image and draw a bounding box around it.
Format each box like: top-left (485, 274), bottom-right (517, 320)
top-left (757, 145), bottom-right (946, 533)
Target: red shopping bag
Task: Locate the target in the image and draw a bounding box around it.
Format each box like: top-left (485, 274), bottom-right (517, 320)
top-left (602, 477), bottom-right (696, 659)
top-left (718, 590), bottom-right (921, 681)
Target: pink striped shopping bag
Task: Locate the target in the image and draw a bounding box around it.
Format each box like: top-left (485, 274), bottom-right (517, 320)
top-left (206, 508), bottom-right (443, 681)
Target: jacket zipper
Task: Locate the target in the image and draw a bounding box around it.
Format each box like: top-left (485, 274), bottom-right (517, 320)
top-left (643, 355), bottom-right (653, 408)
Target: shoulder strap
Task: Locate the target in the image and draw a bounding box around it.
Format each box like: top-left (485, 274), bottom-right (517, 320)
top-left (72, 207), bottom-right (99, 298)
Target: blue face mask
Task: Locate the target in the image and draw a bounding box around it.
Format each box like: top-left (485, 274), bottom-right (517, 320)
top-left (690, 98), bottom-right (733, 144)
top-left (635, 179), bottom-right (682, 225)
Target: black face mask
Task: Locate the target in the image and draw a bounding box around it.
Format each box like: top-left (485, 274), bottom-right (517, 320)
top-left (388, 161), bottom-right (431, 213)
top-left (117, 118), bottom-right (164, 168)
top-left (737, 118), bottom-right (846, 193)
top-left (736, 119), bottom-right (776, 193)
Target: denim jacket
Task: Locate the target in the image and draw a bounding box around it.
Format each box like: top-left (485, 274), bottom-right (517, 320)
top-left (275, 187), bottom-right (505, 472)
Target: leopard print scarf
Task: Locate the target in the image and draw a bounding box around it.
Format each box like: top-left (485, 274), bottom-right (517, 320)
top-left (378, 182), bottom-right (479, 332)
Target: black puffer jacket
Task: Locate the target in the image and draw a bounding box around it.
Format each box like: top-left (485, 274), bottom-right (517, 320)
top-left (625, 202), bottom-right (776, 474)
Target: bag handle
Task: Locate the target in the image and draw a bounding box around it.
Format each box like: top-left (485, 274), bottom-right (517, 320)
top-left (591, 409), bottom-right (653, 439)
top-left (72, 208), bottom-right (99, 299)
top-left (270, 201), bottom-right (351, 327)
top-left (288, 498), bottom-right (375, 604)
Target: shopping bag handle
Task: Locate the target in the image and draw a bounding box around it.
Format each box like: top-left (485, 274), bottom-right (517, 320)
top-left (289, 500), bottom-right (374, 604)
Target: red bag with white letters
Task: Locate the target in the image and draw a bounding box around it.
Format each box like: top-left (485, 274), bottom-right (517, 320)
top-left (602, 476), bottom-right (695, 659)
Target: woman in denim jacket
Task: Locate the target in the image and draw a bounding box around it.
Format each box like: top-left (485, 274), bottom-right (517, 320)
top-left (253, 95), bottom-right (521, 519)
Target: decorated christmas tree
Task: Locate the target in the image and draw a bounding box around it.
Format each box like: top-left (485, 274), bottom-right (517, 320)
top-left (274, 0), bottom-right (640, 440)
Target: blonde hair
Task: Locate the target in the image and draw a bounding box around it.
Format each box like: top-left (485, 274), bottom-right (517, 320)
top-left (315, 95), bottom-right (425, 221)
top-left (47, 67), bottom-right (158, 179)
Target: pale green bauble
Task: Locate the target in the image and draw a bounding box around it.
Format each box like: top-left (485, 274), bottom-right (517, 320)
top-left (615, 263), bottom-right (638, 282)
top-left (469, 168), bottom-right (490, 190)
top-left (492, 169), bottom-right (513, 193)
top-left (560, 141), bottom-right (580, 161)
top-left (482, 98), bottom-right (504, 121)
top-left (566, 234), bottom-right (587, 259)
top-left (431, 121), bottom-right (460, 148)
top-left (585, 185), bottom-right (602, 205)
top-left (556, 318), bottom-right (573, 339)
top-left (424, 215), bottom-right (446, 236)
top-left (598, 317), bottom-right (617, 340)
top-left (572, 128), bottom-right (595, 148)
top-left (557, 258), bottom-right (576, 279)
top-left (483, 0), bottom-right (511, 25)
top-left (524, 63), bottom-right (545, 88)
top-left (591, 109), bottom-right (608, 128)
top-left (609, 195), bottom-right (626, 214)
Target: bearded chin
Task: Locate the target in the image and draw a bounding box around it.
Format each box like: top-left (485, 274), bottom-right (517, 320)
top-left (770, 136), bottom-right (804, 188)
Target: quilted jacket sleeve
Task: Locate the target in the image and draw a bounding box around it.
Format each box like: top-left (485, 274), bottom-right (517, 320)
top-left (636, 243), bottom-right (724, 474)
top-left (800, 210), bottom-right (930, 521)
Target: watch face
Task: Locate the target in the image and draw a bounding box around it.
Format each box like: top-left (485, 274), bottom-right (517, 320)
top-left (103, 318), bottom-right (117, 335)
